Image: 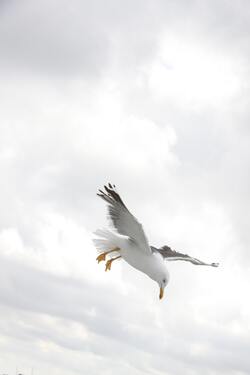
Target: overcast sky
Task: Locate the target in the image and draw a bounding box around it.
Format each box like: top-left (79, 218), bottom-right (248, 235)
top-left (0, 0), bottom-right (250, 374)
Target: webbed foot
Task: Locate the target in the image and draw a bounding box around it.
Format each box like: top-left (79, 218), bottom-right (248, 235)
top-left (96, 253), bottom-right (106, 263)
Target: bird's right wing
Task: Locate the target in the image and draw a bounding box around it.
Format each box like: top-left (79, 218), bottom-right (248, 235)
top-left (97, 184), bottom-right (151, 254)
top-left (151, 245), bottom-right (219, 267)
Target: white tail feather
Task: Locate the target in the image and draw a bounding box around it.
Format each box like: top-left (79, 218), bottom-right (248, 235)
top-left (93, 228), bottom-right (119, 254)
top-left (93, 228), bottom-right (128, 258)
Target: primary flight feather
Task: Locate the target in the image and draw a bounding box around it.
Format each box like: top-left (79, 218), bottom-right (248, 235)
top-left (93, 184), bottom-right (219, 299)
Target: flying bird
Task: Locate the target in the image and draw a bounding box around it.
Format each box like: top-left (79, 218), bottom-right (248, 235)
top-left (93, 184), bottom-right (219, 300)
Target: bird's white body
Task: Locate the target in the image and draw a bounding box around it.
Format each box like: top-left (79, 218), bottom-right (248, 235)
top-left (121, 240), bottom-right (169, 283)
top-left (94, 229), bottom-right (169, 285)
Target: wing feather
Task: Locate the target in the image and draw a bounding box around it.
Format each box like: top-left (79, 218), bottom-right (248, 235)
top-left (97, 184), bottom-right (151, 254)
top-left (151, 245), bottom-right (219, 267)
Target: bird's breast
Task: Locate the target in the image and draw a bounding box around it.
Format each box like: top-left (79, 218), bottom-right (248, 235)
top-left (120, 245), bottom-right (165, 279)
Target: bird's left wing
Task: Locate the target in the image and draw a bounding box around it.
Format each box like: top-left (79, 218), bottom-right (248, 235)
top-left (97, 184), bottom-right (151, 254)
top-left (151, 245), bottom-right (219, 267)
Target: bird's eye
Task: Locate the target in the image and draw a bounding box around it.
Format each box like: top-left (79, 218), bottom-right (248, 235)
top-left (163, 279), bottom-right (166, 283)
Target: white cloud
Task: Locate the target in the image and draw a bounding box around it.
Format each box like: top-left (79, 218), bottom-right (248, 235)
top-left (1, 1), bottom-right (250, 374)
top-left (148, 34), bottom-right (244, 110)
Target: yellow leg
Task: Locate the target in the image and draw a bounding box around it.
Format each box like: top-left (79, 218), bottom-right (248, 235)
top-left (96, 247), bottom-right (120, 263)
top-left (105, 256), bottom-right (122, 272)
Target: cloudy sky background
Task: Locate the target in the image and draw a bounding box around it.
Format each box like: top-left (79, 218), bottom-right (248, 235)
top-left (0, 0), bottom-right (250, 374)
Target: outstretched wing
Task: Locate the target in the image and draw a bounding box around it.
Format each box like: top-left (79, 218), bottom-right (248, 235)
top-left (97, 184), bottom-right (151, 254)
top-left (151, 245), bottom-right (219, 267)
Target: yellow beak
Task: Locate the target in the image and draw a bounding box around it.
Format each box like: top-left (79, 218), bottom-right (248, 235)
top-left (159, 287), bottom-right (164, 300)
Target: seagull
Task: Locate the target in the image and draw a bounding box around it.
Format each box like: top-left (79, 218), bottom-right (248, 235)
top-left (93, 184), bottom-right (219, 300)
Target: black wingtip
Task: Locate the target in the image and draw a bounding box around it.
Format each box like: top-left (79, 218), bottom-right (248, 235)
top-left (98, 183), bottom-right (127, 209)
top-left (104, 185), bottom-right (110, 194)
top-left (98, 189), bottom-right (105, 195)
top-left (104, 184), bottom-right (117, 197)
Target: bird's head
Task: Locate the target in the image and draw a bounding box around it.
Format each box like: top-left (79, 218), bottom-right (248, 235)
top-left (157, 271), bottom-right (169, 300)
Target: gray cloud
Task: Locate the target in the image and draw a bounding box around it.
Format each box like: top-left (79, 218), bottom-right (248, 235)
top-left (0, 0), bottom-right (164, 77)
top-left (0, 251), bottom-right (249, 375)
